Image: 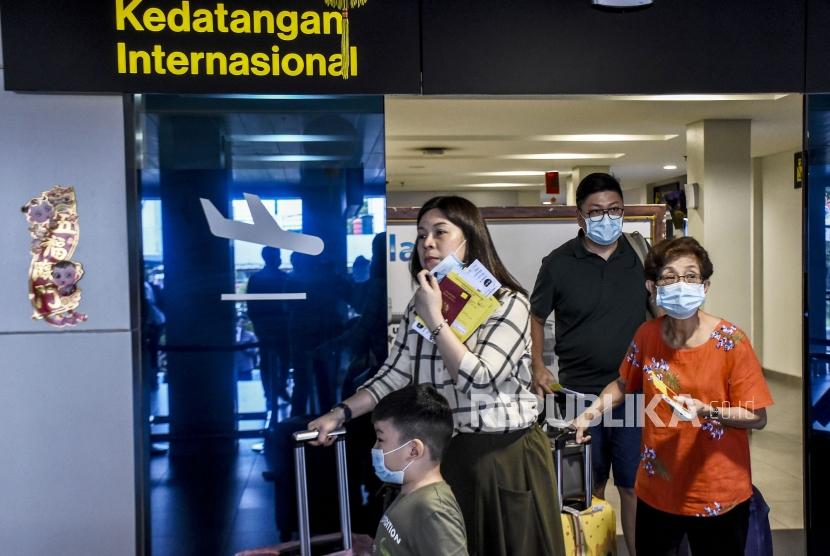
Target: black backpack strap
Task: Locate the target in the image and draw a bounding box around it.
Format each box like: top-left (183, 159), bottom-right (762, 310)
top-left (624, 232), bottom-right (659, 320)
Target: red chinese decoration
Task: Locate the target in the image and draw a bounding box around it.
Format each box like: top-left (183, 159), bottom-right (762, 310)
top-left (22, 186), bottom-right (87, 327)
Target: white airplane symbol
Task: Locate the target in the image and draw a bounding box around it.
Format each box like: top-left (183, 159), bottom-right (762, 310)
top-left (200, 193), bottom-right (325, 256)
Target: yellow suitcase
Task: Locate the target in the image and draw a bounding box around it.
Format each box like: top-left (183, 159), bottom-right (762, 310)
top-left (549, 425), bottom-right (617, 556)
top-left (561, 496), bottom-right (617, 556)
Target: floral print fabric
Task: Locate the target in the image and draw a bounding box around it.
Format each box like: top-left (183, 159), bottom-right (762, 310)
top-left (618, 317), bottom-right (773, 516)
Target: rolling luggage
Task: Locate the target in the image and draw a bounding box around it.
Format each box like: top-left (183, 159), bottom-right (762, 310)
top-left (236, 428), bottom-right (373, 556)
top-left (549, 427), bottom-right (617, 556)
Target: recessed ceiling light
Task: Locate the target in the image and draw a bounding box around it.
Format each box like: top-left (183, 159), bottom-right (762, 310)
top-left (663, 164), bottom-right (678, 170)
top-left (228, 134), bottom-right (348, 142)
top-left (610, 94), bottom-right (789, 101)
top-left (456, 182), bottom-right (542, 188)
top-left (473, 170), bottom-right (550, 177)
top-left (531, 134), bottom-right (677, 142)
top-left (504, 153), bottom-right (625, 160)
top-left (232, 154), bottom-right (350, 162)
top-left (388, 134), bottom-right (676, 142)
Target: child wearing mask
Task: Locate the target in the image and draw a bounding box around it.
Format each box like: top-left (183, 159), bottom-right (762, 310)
top-left (370, 385), bottom-right (468, 556)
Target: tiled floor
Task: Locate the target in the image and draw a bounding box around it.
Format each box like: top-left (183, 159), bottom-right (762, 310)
top-left (151, 374), bottom-right (806, 555)
top-left (151, 438), bottom-right (279, 556)
top-left (150, 378), bottom-right (281, 556)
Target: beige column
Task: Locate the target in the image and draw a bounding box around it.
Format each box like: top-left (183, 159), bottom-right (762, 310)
top-left (685, 120), bottom-right (752, 330)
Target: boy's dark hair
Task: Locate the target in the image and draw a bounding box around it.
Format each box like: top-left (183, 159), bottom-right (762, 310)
top-left (575, 172), bottom-right (624, 209)
top-left (52, 260), bottom-right (75, 270)
top-left (372, 385), bottom-right (453, 463)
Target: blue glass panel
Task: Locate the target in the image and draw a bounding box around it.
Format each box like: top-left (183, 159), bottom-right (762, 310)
top-left (805, 94), bottom-right (830, 554)
top-left (136, 94), bottom-right (387, 554)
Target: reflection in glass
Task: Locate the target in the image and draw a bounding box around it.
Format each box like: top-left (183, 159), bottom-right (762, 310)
top-left (136, 95), bottom-right (387, 554)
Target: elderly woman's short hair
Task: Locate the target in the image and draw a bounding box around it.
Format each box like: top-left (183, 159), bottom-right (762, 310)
top-left (644, 236), bottom-right (714, 282)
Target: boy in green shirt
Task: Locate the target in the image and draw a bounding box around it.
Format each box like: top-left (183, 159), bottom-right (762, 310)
top-left (370, 385), bottom-right (468, 556)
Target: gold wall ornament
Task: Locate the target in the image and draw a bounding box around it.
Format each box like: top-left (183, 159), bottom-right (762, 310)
top-left (21, 186), bottom-right (87, 327)
top-left (324, 0), bottom-right (368, 79)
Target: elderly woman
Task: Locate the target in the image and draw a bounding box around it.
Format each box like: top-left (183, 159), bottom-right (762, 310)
top-left (573, 236), bottom-right (772, 556)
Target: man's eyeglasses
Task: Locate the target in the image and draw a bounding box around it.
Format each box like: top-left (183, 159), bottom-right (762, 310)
top-left (656, 273), bottom-right (703, 286)
top-left (582, 207), bottom-right (624, 222)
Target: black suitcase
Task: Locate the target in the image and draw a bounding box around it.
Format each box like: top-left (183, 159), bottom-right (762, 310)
top-left (267, 416), bottom-right (342, 541)
top-left (238, 428), bottom-right (373, 556)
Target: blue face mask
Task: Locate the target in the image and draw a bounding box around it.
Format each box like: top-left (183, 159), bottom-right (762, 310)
top-left (656, 282), bottom-right (706, 319)
top-left (584, 214), bottom-right (623, 246)
top-left (371, 441), bottom-right (414, 485)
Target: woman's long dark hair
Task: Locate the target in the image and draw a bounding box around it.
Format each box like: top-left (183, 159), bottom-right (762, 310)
top-left (409, 196), bottom-right (527, 297)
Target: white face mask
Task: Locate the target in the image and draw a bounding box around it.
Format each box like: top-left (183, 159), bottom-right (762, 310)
top-left (656, 282), bottom-right (706, 319)
top-left (371, 441), bottom-right (414, 485)
top-left (429, 239), bottom-right (467, 281)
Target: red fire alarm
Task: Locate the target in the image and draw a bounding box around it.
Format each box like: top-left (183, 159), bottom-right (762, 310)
top-left (545, 171), bottom-right (560, 194)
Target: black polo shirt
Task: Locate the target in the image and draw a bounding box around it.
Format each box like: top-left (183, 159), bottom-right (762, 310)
top-left (530, 231), bottom-right (648, 395)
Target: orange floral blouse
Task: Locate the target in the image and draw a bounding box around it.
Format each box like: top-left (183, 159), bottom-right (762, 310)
top-left (618, 317), bottom-right (774, 517)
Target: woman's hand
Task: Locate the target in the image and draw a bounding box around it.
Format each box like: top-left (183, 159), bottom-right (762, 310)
top-left (307, 410), bottom-right (344, 447)
top-left (413, 270), bottom-right (444, 329)
top-left (673, 395), bottom-right (713, 418)
top-left (570, 409), bottom-right (598, 444)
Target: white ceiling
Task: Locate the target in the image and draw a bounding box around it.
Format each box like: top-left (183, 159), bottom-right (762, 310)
top-left (384, 94), bottom-right (802, 193)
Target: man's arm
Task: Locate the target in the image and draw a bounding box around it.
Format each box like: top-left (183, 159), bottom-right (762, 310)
top-left (530, 314), bottom-right (557, 396)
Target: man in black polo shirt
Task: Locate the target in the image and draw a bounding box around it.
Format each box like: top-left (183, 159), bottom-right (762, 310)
top-left (530, 173), bottom-right (648, 555)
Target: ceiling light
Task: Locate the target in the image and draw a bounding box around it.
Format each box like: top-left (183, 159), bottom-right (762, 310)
top-left (610, 94), bottom-right (789, 101)
top-left (456, 182), bottom-right (543, 188)
top-left (232, 155), bottom-right (350, 162)
top-left (663, 164), bottom-right (678, 170)
top-left (592, 0), bottom-right (653, 10)
top-left (229, 134), bottom-right (349, 142)
top-left (531, 134), bottom-right (676, 142)
top-left (389, 134), bottom-right (676, 142)
top-left (504, 153), bottom-right (625, 160)
top-left (473, 170), bottom-right (549, 177)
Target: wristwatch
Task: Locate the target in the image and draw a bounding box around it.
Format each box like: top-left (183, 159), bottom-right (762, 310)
top-left (332, 402), bottom-right (352, 423)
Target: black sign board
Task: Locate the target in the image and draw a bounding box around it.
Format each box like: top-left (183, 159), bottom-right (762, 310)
top-left (0, 0), bottom-right (421, 93)
top-left (420, 0), bottom-right (806, 94)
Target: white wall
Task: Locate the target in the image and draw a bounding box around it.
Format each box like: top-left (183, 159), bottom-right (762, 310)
top-left (623, 186), bottom-right (648, 205)
top-left (0, 65), bottom-right (137, 555)
top-left (387, 189), bottom-right (519, 207)
top-left (760, 150), bottom-right (803, 376)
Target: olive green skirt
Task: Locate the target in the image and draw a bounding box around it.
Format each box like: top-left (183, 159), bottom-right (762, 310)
top-left (441, 424), bottom-right (566, 556)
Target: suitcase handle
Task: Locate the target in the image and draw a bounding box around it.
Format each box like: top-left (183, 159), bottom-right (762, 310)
top-left (550, 427), bottom-right (593, 512)
top-left (293, 428), bottom-right (351, 556)
top-left (293, 428), bottom-right (347, 442)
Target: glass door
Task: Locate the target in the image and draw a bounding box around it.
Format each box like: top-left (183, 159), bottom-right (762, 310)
top-left (135, 94), bottom-right (388, 555)
top-left (804, 94), bottom-right (830, 555)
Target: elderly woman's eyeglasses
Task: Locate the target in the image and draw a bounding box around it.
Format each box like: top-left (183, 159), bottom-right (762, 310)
top-left (582, 207), bottom-right (624, 222)
top-left (656, 273), bottom-right (702, 286)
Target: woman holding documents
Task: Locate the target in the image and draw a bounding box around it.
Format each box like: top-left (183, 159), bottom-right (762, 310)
top-left (573, 236), bottom-right (772, 556)
top-left (310, 196), bottom-right (565, 556)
